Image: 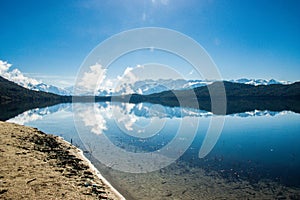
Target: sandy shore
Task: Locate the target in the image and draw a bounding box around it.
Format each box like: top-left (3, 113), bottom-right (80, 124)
top-left (0, 121), bottom-right (125, 200)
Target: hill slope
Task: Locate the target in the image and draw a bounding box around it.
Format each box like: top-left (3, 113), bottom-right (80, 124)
top-left (141, 81), bottom-right (300, 100)
top-left (0, 76), bottom-right (72, 120)
top-left (194, 81), bottom-right (300, 99)
top-left (0, 76), bottom-right (70, 103)
top-left (127, 81), bottom-right (300, 114)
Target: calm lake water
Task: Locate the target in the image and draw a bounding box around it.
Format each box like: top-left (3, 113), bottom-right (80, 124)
top-left (7, 102), bottom-right (300, 199)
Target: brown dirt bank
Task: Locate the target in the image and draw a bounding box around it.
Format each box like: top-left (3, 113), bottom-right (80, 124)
top-left (0, 121), bottom-right (124, 200)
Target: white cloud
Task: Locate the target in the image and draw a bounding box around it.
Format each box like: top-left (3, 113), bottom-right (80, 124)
top-left (0, 59), bottom-right (41, 88)
top-left (76, 63), bottom-right (184, 95)
top-left (75, 103), bottom-right (114, 135)
top-left (77, 63), bottom-right (107, 94)
top-left (0, 60), bottom-right (12, 74)
top-left (114, 65), bottom-right (148, 95)
top-left (118, 65), bottom-right (144, 82)
top-left (115, 66), bottom-right (137, 95)
top-left (78, 105), bottom-right (108, 135)
top-left (75, 64), bottom-right (149, 95)
top-left (8, 109), bottom-right (43, 125)
top-left (114, 103), bottom-right (138, 131)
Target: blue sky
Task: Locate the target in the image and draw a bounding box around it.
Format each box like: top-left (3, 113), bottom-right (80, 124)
top-left (0, 0), bottom-right (299, 87)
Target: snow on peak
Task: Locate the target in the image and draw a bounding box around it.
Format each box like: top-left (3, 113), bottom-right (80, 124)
top-left (0, 60), bottom-right (41, 88)
top-left (232, 78), bottom-right (290, 86)
top-left (1, 60), bottom-right (294, 96)
top-left (0, 60), bottom-right (70, 95)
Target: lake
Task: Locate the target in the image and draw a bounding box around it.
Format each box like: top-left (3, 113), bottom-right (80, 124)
top-left (6, 102), bottom-right (300, 199)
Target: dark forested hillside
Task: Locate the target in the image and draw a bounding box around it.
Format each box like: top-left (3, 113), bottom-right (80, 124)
top-left (0, 76), bottom-right (72, 120)
top-left (193, 81), bottom-right (300, 99)
top-left (0, 76), bottom-right (70, 103)
top-left (127, 81), bottom-right (300, 114)
top-left (140, 81), bottom-right (300, 100)
top-left (1, 75), bottom-right (300, 116)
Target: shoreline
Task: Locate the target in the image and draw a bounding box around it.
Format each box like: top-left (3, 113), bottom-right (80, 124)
top-left (0, 121), bottom-right (125, 200)
top-left (63, 139), bottom-right (126, 200)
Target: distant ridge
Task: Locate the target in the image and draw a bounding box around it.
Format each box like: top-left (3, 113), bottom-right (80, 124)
top-left (139, 81), bottom-right (300, 100)
top-left (194, 81), bottom-right (300, 99)
top-left (74, 78), bottom-right (295, 96)
top-left (229, 78), bottom-right (290, 86)
top-left (1, 75), bottom-right (300, 116)
top-left (126, 81), bottom-right (300, 114)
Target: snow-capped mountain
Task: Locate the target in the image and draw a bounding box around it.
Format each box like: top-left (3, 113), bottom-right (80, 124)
top-left (111, 78), bottom-right (290, 96)
top-left (112, 79), bottom-right (212, 96)
top-left (31, 83), bottom-right (70, 95)
top-left (9, 79), bottom-right (71, 96)
top-left (8, 104), bottom-right (71, 125)
top-left (0, 60), bottom-right (70, 95)
top-left (0, 60), bottom-right (293, 96)
top-left (230, 78), bottom-right (291, 86)
top-left (131, 103), bottom-right (291, 118)
top-left (8, 101), bottom-right (291, 126)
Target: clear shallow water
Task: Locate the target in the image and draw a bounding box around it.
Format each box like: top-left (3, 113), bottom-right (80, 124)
top-left (7, 102), bottom-right (300, 199)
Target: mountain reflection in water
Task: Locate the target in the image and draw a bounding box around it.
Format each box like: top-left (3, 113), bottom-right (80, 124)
top-left (5, 102), bottom-right (300, 199)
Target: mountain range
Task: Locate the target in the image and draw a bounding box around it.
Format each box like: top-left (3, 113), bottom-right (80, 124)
top-left (0, 59), bottom-right (295, 96)
top-left (30, 83), bottom-right (70, 95)
top-left (124, 81), bottom-right (300, 114)
top-left (1, 67), bottom-right (292, 96)
top-left (1, 75), bottom-right (299, 117)
top-left (39, 78), bottom-right (292, 96)
top-left (7, 102), bottom-right (292, 127)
